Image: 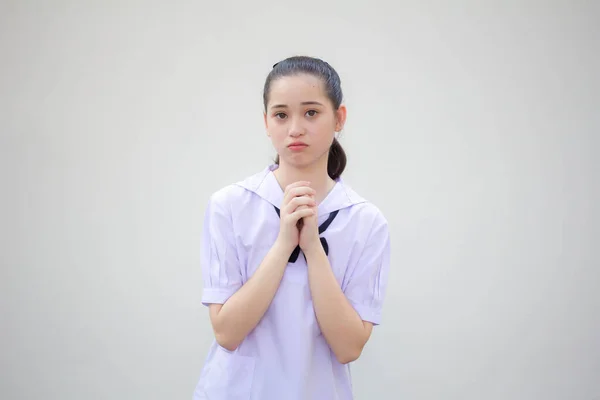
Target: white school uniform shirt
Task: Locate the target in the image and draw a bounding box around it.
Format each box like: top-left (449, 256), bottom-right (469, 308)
top-left (194, 164), bottom-right (391, 400)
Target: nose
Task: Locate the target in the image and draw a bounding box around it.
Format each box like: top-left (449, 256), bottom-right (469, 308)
top-left (288, 118), bottom-right (306, 137)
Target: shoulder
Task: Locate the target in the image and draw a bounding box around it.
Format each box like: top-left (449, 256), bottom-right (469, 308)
top-left (206, 183), bottom-right (259, 219)
top-left (341, 191), bottom-right (391, 254)
top-left (206, 168), bottom-right (269, 214)
top-left (208, 166), bottom-right (272, 206)
top-left (353, 201), bottom-right (387, 223)
top-left (208, 184), bottom-right (248, 208)
top-left (350, 201), bottom-right (389, 237)
top-left (339, 182), bottom-right (388, 230)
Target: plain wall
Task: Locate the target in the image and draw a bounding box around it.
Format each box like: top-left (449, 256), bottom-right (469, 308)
top-left (1, 1), bottom-right (599, 399)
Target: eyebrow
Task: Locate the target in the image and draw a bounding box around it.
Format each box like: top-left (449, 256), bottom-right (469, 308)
top-left (270, 101), bottom-right (325, 109)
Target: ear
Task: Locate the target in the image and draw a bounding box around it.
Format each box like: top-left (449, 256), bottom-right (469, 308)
top-left (335, 104), bottom-right (347, 132)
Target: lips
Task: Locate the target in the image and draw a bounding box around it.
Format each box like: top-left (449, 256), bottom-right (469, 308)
top-left (288, 142), bottom-right (308, 148)
top-left (288, 143), bottom-right (308, 151)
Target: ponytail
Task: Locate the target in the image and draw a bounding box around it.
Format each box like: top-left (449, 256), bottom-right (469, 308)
top-left (327, 138), bottom-right (346, 180)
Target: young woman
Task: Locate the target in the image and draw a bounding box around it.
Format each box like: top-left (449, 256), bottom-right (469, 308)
top-left (193, 56), bottom-right (391, 400)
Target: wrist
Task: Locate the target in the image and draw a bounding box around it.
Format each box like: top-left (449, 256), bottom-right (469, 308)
top-left (302, 240), bottom-right (326, 259)
top-left (273, 237), bottom-right (296, 258)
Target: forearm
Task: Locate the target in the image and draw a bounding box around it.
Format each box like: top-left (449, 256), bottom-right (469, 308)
top-left (211, 240), bottom-right (291, 350)
top-left (305, 246), bottom-right (371, 364)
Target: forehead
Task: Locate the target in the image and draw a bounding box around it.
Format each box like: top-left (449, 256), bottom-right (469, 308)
top-left (268, 74), bottom-right (328, 106)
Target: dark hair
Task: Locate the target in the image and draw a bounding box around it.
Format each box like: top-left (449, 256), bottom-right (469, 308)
top-left (263, 56), bottom-right (347, 181)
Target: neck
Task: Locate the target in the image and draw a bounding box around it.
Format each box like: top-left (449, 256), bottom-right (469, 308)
top-left (273, 159), bottom-right (335, 204)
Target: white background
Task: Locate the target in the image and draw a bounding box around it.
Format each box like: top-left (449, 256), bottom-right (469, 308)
top-left (1, 1), bottom-right (599, 399)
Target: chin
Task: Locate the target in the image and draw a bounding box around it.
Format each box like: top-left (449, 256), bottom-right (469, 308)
top-left (282, 153), bottom-right (327, 170)
top-left (284, 158), bottom-right (312, 169)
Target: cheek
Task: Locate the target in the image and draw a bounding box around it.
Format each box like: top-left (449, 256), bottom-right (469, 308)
top-left (315, 121), bottom-right (336, 141)
top-left (268, 130), bottom-right (286, 147)
top-left (316, 115), bottom-right (337, 132)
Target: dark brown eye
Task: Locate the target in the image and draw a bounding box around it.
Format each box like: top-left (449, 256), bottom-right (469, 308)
top-left (275, 113), bottom-right (287, 119)
top-left (306, 110), bottom-right (318, 117)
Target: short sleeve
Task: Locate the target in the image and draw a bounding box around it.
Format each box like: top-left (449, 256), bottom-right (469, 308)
top-left (200, 194), bottom-right (243, 306)
top-left (343, 214), bottom-right (391, 325)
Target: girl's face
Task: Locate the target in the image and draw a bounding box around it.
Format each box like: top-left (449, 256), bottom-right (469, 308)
top-left (264, 74), bottom-right (346, 170)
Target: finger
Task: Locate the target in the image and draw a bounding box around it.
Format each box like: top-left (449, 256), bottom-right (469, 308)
top-left (284, 186), bottom-right (314, 201)
top-left (287, 207), bottom-right (315, 222)
top-left (291, 196), bottom-right (316, 207)
top-left (285, 203), bottom-right (313, 217)
top-left (285, 196), bottom-right (316, 214)
top-left (293, 192), bottom-right (316, 209)
top-left (284, 181), bottom-right (311, 194)
top-left (299, 203), bottom-right (317, 213)
top-left (283, 186), bottom-right (316, 205)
